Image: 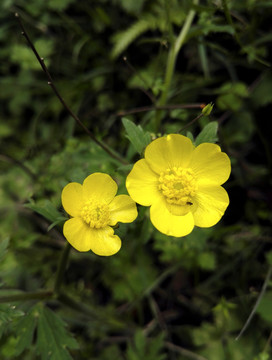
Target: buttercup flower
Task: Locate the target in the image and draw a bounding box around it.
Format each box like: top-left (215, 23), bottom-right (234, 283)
top-left (61, 173), bottom-right (138, 255)
top-left (126, 134), bottom-right (231, 237)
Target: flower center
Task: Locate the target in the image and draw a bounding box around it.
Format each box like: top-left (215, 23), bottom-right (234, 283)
top-left (80, 200), bottom-right (110, 229)
top-left (158, 167), bottom-right (197, 206)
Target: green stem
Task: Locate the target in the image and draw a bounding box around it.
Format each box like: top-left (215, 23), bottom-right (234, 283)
top-left (0, 290), bottom-right (53, 304)
top-left (155, 0), bottom-right (198, 131)
top-left (58, 292), bottom-right (126, 329)
top-left (221, 0), bottom-right (241, 46)
top-left (236, 265), bottom-right (272, 340)
top-left (54, 242), bottom-right (71, 294)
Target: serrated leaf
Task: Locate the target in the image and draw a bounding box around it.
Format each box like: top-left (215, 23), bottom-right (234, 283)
top-left (25, 200), bottom-right (63, 224)
top-left (122, 118), bottom-right (151, 154)
top-left (36, 305), bottom-right (79, 360)
top-left (13, 307), bottom-right (37, 356)
top-left (0, 304), bottom-right (24, 323)
top-left (195, 121), bottom-right (218, 146)
top-left (0, 304), bottom-right (24, 339)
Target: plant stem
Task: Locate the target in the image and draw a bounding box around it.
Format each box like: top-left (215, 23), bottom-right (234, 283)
top-left (236, 265), bottom-right (272, 340)
top-left (15, 13), bottom-right (127, 165)
top-left (155, 0), bottom-right (198, 131)
top-left (0, 290), bottom-right (53, 304)
top-left (0, 154), bottom-right (37, 180)
top-left (117, 103), bottom-right (203, 117)
top-left (54, 242), bottom-right (71, 294)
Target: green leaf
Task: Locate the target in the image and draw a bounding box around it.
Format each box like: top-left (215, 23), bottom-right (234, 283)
top-left (256, 291), bottom-right (272, 324)
top-left (122, 118), bottom-right (151, 154)
top-left (36, 305), bottom-right (79, 360)
top-left (0, 237), bottom-right (9, 262)
top-left (198, 251), bottom-right (216, 270)
top-left (0, 304), bottom-right (24, 338)
top-left (195, 121), bottom-right (218, 146)
top-left (25, 200), bottom-right (63, 224)
top-left (13, 307), bottom-right (37, 356)
top-left (111, 17), bottom-right (156, 58)
top-left (186, 131), bottom-right (194, 143)
top-left (251, 73), bottom-right (272, 107)
top-left (47, 217), bottom-right (67, 231)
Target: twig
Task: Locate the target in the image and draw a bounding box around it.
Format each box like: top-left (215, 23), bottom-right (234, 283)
top-left (177, 113), bottom-right (204, 133)
top-left (15, 13), bottom-right (127, 165)
top-left (165, 341), bottom-right (208, 360)
top-left (236, 265), bottom-right (272, 340)
top-left (0, 154), bottom-right (37, 180)
top-left (0, 290), bottom-right (53, 303)
top-left (117, 103), bottom-right (204, 117)
top-left (123, 56), bottom-right (156, 103)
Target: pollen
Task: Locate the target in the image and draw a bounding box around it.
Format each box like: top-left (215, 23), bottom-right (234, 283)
top-left (80, 200), bottom-right (110, 229)
top-left (158, 167), bottom-right (198, 206)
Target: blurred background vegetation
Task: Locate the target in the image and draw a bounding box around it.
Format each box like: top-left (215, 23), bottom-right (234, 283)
top-left (0, 0), bottom-right (272, 359)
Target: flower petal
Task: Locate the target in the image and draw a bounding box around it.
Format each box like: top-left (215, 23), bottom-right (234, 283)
top-left (88, 226), bottom-right (121, 256)
top-left (150, 197), bottom-right (195, 237)
top-left (192, 184), bottom-right (229, 227)
top-left (109, 195), bottom-right (138, 226)
top-left (63, 218), bottom-right (121, 255)
top-left (83, 173), bottom-right (117, 203)
top-left (63, 217), bottom-right (93, 251)
top-left (190, 143), bottom-right (231, 185)
top-left (126, 159), bottom-right (160, 206)
top-left (145, 134), bottom-right (195, 174)
top-left (61, 182), bottom-right (84, 217)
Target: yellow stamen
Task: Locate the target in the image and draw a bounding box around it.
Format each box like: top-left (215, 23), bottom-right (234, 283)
top-left (158, 167), bottom-right (197, 206)
top-left (80, 200), bottom-right (110, 228)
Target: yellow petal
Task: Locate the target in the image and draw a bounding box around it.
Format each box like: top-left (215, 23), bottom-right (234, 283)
top-left (190, 143), bottom-right (231, 185)
top-left (145, 134), bottom-right (195, 174)
top-left (63, 218), bottom-right (121, 255)
top-left (63, 217), bottom-right (93, 251)
top-left (83, 173), bottom-right (117, 203)
top-left (150, 197), bottom-right (195, 237)
top-left (109, 195), bottom-right (138, 226)
top-left (126, 159), bottom-right (160, 206)
top-left (88, 226), bottom-right (121, 256)
top-left (61, 182), bottom-right (84, 217)
top-left (192, 184), bottom-right (229, 227)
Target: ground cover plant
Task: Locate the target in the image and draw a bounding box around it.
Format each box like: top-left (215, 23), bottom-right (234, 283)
top-left (0, 0), bottom-right (272, 359)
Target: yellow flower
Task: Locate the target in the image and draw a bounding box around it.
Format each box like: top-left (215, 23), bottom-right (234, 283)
top-left (126, 134), bottom-right (231, 237)
top-left (61, 173), bottom-right (138, 255)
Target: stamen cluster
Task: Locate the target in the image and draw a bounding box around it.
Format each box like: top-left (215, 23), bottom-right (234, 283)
top-left (81, 200), bottom-right (110, 228)
top-left (158, 167), bottom-right (197, 206)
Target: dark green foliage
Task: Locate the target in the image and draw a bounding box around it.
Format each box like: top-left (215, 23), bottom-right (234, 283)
top-left (122, 118), bottom-right (151, 155)
top-left (1, 0), bottom-right (272, 359)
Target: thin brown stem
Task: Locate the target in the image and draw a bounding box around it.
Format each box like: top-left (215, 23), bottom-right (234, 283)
top-left (15, 13), bottom-right (127, 165)
top-left (117, 103), bottom-right (204, 117)
top-left (123, 56), bottom-right (156, 103)
top-left (165, 341), bottom-right (208, 360)
top-left (0, 154), bottom-right (37, 180)
top-left (177, 113), bottom-right (204, 133)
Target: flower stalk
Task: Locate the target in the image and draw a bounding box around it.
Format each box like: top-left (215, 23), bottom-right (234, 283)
top-left (155, 0), bottom-right (199, 131)
top-left (54, 242), bottom-right (71, 294)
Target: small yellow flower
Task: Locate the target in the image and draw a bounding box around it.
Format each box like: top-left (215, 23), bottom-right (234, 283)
top-left (126, 134), bottom-right (231, 237)
top-left (61, 173), bottom-right (138, 255)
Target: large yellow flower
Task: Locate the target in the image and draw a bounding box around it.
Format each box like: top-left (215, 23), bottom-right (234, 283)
top-left (61, 173), bottom-right (138, 255)
top-left (126, 134), bottom-right (231, 237)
